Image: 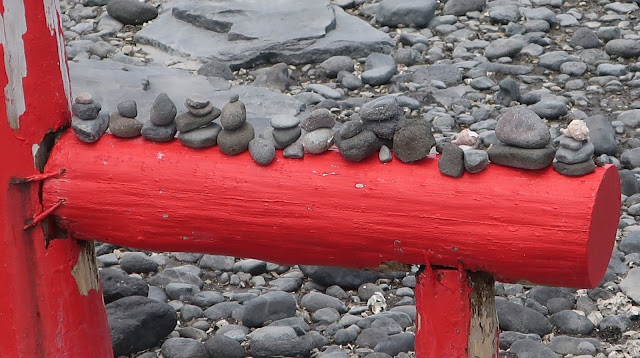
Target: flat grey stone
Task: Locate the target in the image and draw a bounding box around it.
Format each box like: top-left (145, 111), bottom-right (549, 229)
top-left (487, 144), bottom-right (555, 170)
top-left (510, 339), bottom-right (558, 358)
top-left (553, 160), bottom-right (596, 177)
top-left (272, 127), bottom-right (302, 147)
top-left (141, 121), bottom-right (177, 142)
top-left (410, 64), bottom-right (463, 86)
top-left (464, 149), bottom-right (489, 173)
top-left (376, 0), bottom-right (436, 27)
top-left (539, 51), bottom-right (579, 71)
top-left (303, 129), bottom-right (335, 154)
top-left (161, 337), bottom-right (208, 358)
top-left (338, 118), bottom-right (364, 139)
top-left (522, 7), bottom-right (556, 24)
top-left (361, 53), bottom-right (396, 86)
top-left (555, 142), bottom-right (594, 164)
top-left (301, 109), bottom-right (335, 131)
top-left (175, 110), bottom-right (220, 133)
top-left (571, 28), bottom-right (601, 49)
top-left (271, 115), bottom-right (300, 130)
top-left (72, 113), bottom-right (109, 143)
top-left (178, 123), bottom-right (222, 149)
top-left (549, 310), bottom-right (594, 335)
top-left (307, 84), bottom-right (342, 100)
top-left (496, 297), bottom-right (552, 336)
top-left (443, 0), bottom-right (485, 15)
top-left (72, 102), bottom-right (101, 120)
top-left (137, 2), bottom-right (392, 69)
top-left (109, 113), bottom-right (143, 138)
top-left (205, 335), bottom-right (244, 358)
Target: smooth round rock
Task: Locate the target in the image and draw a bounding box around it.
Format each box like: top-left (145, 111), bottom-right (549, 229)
top-left (150, 93), bottom-right (177, 126)
top-left (72, 102), bottom-right (102, 120)
top-left (178, 123), bottom-right (222, 149)
top-left (270, 115), bottom-right (300, 130)
top-left (109, 113), bottom-right (143, 138)
top-left (229, 94), bottom-right (240, 103)
top-left (337, 130), bottom-right (379, 162)
top-left (75, 93), bottom-right (93, 104)
top-left (302, 128), bottom-right (335, 154)
top-left (464, 149), bottom-right (489, 174)
top-left (487, 144), bottom-right (555, 170)
top-left (553, 159), bottom-right (596, 177)
top-left (249, 138), bottom-right (276, 165)
top-left (555, 142), bottom-right (595, 164)
top-left (220, 100), bottom-right (247, 131)
top-left (217, 122), bottom-right (255, 156)
top-left (495, 105), bottom-right (550, 149)
top-left (141, 121), bottom-right (177, 142)
top-left (338, 119), bottom-right (365, 140)
top-left (107, 0), bottom-right (159, 26)
top-left (117, 100), bottom-right (138, 118)
top-left (185, 95), bottom-right (210, 110)
top-left (379, 145), bottom-right (392, 163)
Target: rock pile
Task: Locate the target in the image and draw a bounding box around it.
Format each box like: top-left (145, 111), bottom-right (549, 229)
top-left (553, 120), bottom-right (596, 177)
top-left (142, 93), bottom-right (178, 142)
top-left (218, 95), bottom-right (255, 156)
top-left (71, 93), bottom-right (109, 143)
top-left (302, 109), bottom-right (336, 155)
top-left (110, 100), bottom-right (143, 138)
top-left (489, 106), bottom-right (555, 170)
top-left (177, 95), bottom-right (222, 149)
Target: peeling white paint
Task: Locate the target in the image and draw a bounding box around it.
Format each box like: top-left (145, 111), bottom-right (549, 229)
top-left (43, 0), bottom-right (71, 109)
top-left (0, 1), bottom-right (28, 130)
top-left (31, 143), bottom-right (39, 167)
top-left (157, 152), bottom-right (165, 159)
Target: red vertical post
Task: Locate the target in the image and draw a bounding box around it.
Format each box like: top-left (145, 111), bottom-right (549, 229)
top-left (0, 0), bottom-right (112, 357)
top-left (415, 267), bottom-right (499, 358)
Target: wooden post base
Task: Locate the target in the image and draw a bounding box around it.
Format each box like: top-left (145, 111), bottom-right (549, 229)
top-left (415, 267), bottom-right (499, 358)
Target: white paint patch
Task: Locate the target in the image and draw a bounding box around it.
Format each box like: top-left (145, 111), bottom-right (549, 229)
top-left (43, 0), bottom-right (71, 109)
top-left (157, 152), bottom-right (165, 159)
top-left (32, 143), bottom-right (39, 166)
top-left (0, 1), bottom-right (28, 130)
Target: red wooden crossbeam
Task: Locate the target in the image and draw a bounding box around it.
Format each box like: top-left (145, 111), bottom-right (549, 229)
top-left (0, 0), bottom-right (622, 357)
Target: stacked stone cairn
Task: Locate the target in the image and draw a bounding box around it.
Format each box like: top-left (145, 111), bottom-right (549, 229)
top-left (302, 109), bottom-right (336, 155)
top-left (488, 105), bottom-right (555, 170)
top-left (142, 93), bottom-right (177, 142)
top-left (553, 120), bottom-right (596, 177)
top-left (176, 95), bottom-right (222, 149)
top-left (109, 100), bottom-right (143, 138)
top-left (71, 93), bottom-right (109, 143)
top-left (438, 129), bottom-right (489, 178)
top-left (217, 94), bottom-right (255, 156)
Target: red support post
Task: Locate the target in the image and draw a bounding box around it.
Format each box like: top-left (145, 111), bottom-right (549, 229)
top-left (0, 1), bottom-right (112, 357)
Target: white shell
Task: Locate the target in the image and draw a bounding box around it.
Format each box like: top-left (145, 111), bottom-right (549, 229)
top-left (452, 128), bottom-right (479, 147)
top-left (367, 291), bottom-right (387, 314)
top-left (560, 120), bottom-right (590, 141)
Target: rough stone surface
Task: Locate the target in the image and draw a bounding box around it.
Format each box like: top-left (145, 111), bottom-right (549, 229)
top-left (496, 106), bottom-right (550, 149)
top-left (218, 122), bottom-right (256, 155)
top-left (249, 138), bottom-right (276, 165)
top-left (438, 144), bottom-right (465, 178)
top-left (488, 144), bottom-right (556, 170)
top-left (393, 119), bottom-right (435, 163)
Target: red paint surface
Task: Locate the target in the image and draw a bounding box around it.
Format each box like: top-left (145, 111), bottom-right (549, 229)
top-left (44, 133), bottom-right (621, 288)
top-left (415, 268), bottom-right (498, 358)
top-left (0, 1), bottom-right (112, 357)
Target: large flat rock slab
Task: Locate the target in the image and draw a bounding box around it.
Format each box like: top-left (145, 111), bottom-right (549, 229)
top-left (69, 59), bottom-right (304, 133)
top-left (136, 0), bottom-right (393, 69)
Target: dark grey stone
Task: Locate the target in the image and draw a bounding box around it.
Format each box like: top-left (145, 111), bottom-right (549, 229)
top-left (376, 0), bottom-right (437, 27)
top-left (249, 138), bottom-right (276, 165)
top-left (553, 160), bottom-right (596, 177)
top-left (509, 339), bottom-right (558, 358)
top-left (393, 48), bottom-right (421, 66)
top-left (180, 304), bottom-right (203, 322)
top-left (203, 302), bottom-right (242, 321)
top-left (320, 56), bottom-right (354, 78)
top-left (337, 130), bottom-right (380, 162)
top-left (178, 123), bottom-right (222, 149)
top-left (548, 336), bottom-right (601, 356)
top-left (269, 277), bottom-right (303, 292)
top-left (120, 252), bottom-right (158, 274)
top-left (299, 265), bottom-right (378, 289)
top-left (271, 115), bottom-right (300, 130)
top-left (301, 292), bottom-right (347, 313)
top-left (598, 26), bottom-right (620, 42)
top-left (283, 142), bottom-right (305, 159)
top-left (620, 232), bottom-right (640, 254)
top-left (149, 268), bottom-right (203, 289)
top-left (197, 61), bottom-right (234, 80)
top-left (363, 119), bottom-right (399, 140)
top-left (488, 3), bottom-right (520, 24)
top-left (373, 333), bottom-right (415, 356)
top-left (464, 149), bottom-right (489, 173)
top-left (341, 72), bottom-right (363, 90)
top-left (356, 328), bottom-right (389, 348)
top-left (72, 113), bottom-right (109, 143)
top-left (249, 326), bottom-right (312, 358)
top-left (334, 327), bottom-right (359, 344)
top-left (241, 291), bottom-right (297, 328)
top-left (495, 77), bottom-right (521, 106)
top-left (488, 144), bottom-right (555, 170)
top-left (220, 100), bottom-right (246, 131)
top-left (438, 144), bottom-right (464, 178)
top-left (621, 147), bottom-right (640, 168)
top-left (411, 64), bottom-right (463, 86)
top-left (556, 136), bottom-right (584, 151)
top-left (302, 109), bottom-right (336, 131)
top-left (600, 315), bottom-right (632, 336)
top-left (360, 96), bottom-right (403, 122)
top-left (312, 307), bottom-right (341, 324)
top-left (605, 39), bottom-right (640, 58)
top-left (443, 0), bottom-right (485, 15)
top-left (539, 51), bottom-right (579, 71)
top-left (496, 297), bottom-right (553, 336)
top-left (141, 121), bottom-right (177, 142)
top-left (150, 93), bottom-right (177, 126)
top-left (361, 53), bottom-right (396, 86)
top-left (107, 296), bottom-right (177, 357)
top-left (392, 119), bottom-right (435, 163)
top-left (205, 335), bottom-right (245, 358)
top-left (485, 38), bottom-right (524, 60)
top-left (106, 0), bottom-right (158, 25)
top-left (338, 118), bottom-right (365, 139)
top-left (302, 128), bottom-right (335, 154)
top-left (101, 268), bottom-right (149, 304)
top-left (499, 331), bottom-right (541, 350)
top-left (109, 113), bottom-right (143, 138)
top-left (522, 7), bottom-right (556, 24)
top-left (117, 100), bottom-right (137, 118)
top-left (233, 259), bottom-right (267, 275)
top-left (555, 142), bottom-right (595, 164)
top-left (620, 170), bottom-right (639, 196)
top-left (161, 338), bottom-right (208, 358)
top-left (570, 27), bottom-right (600, 49)
top-left (187, 102), bottom-right (216, 117)
top-left (165, 283), bottom-right (200, 301)
top-left (549, 310), bottom-right (594, 335)
top-left (175, 109), bottom-right (220, 133)
top-left (272, 126), bottom-right (302, 147)
top-left (496, 105), bottom-right (550, 149)
top-left (218, 122), bottom-right (255, 155)
top-left (532, 97), bottom-right (568, 119)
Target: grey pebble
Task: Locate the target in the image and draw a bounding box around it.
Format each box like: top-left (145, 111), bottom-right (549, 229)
top-left (302, 129), bottom-right (335, 154)
top-left (72, 113), bottom-right (109, 143)
top-left (75, 93), bottom-right (93, 104)
top-left (496, 105), bottom-right (550, 149)
top-left (555, 142), bottom-right (594, 164)
top-left (141, 121), bottom-right (177, 142)
top-left (249, 138), bottom-right (276, 165)
top-left (487, 144), bottom-right (555, 170)
top-left (175, 109), bottom-right (220, 133)
top-left (438, 144), bottom-right (464, 178)
top-left (301, 108), bottom-right (336, 132)
top-left (178, 123), bottom-right (222, 149)
top-left (307, 84), bottom-right (342, 100)
top-left (339, 118), bottom-right (365, 139)
top-left (272, 126), bottom-right (302, 148)
top-left (552, 160), bottom-right (596, 177)
top-left (337, 130), bottom-right (379, 162)
top-left (150, 93), bottom-right (177, 126)
top-left (220, 100), bottom-right (247, 131)
top-left (379, 145), bottom-right (392, 163)
top-left (464, 150), bottom-right (489, 173)
top-left (109, 113), bottom-right (143, 138)
top-left (185, 95), bottom-right (210, 110)
top-left (320, 56), bottom-right (354, 78)
top-left (283, 142), bottom-right (304, 159)
top-left (187, 102), bottom-right (216, 117)
top-left (392, 119), bottom-right (435, 163)
top-left (217, 122), bottom-right (255, 155)
top-left (270, 115), bottom-right (300, 130)
top-left (117, 100), bottom-right (137, 118)
top-left (72, 102), bottom-right (102, 120)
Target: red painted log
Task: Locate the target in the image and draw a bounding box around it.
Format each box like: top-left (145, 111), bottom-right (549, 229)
top-left (415, 268), bottom-right (498, 358)
top-left (0, 1), bottom-right (112, 357)
top-left (43, 133), bottom-right (620, 288)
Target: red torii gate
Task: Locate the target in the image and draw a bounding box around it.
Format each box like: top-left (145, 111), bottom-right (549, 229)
top-left (0, 1), bottom-right (621, 357)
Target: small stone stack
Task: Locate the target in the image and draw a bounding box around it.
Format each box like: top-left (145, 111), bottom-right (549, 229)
top-left (109, 100), bottom-right (143, 138)
top-left (360, 96), bottom-right (405, 149)
top-left (302, 109), bottom-right (335, 155)
top-left (142, 93), bottom-right (177, 142)
top-left (488, 105), bottom-right (555, 170)
top-left (71, 93), bottom-right (109, 143)
top-left (334, 117), bottom-right (380, 163)
top-left (449, 129), bottom-right (489, 175)
top-left (270, 115), bottom-right (302, 149)
top-left (176, 95), bottom-right (222, 149)
top-left (217, 94), bottom-right (255, 155)
top-left (553, 120), bottom-right (596, 176)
